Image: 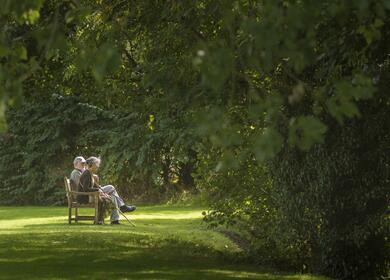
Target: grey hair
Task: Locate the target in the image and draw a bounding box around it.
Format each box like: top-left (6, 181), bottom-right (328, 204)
top-left (73, 156), bottom-right (86, 166)
top-left (86, 156), bottom-right (101, 167)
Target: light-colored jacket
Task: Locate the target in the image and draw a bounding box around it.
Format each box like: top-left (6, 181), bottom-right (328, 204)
top-left (69, 168), bottom-right (82, 191)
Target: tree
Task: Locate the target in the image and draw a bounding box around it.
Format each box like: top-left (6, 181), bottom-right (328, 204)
top-left (0, 1), bottom-right (389, 279)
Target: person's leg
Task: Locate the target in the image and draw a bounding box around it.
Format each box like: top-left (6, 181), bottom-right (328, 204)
top-left (101, 184), bottom-right (136, 214)
top-left (101, 185), bottom-right (125, 207)
top-left (97, 200), bottom-right (105, 224)
top-left (110, 195), bottom-right (120, 222)
top-left (100, 185), bottom-right (122, 222)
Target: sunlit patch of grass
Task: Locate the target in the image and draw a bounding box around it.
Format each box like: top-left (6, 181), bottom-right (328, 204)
top-left (200, 270), bottom-right (330, 280)
top-left (0, 205), bottom-right (330, 280)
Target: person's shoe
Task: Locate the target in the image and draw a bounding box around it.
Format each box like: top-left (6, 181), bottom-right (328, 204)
top-left (110, 220), bottom-right (120, 225)
top-left (95, 221), bottom-right (104, 225)
top-left (120, 205), bottom-right (136, 213)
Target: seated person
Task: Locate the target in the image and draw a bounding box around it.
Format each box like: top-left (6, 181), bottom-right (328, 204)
top-left (79, 156), bottom-right (136, 225)
top-left (69, 156), bottom-right (86, 191)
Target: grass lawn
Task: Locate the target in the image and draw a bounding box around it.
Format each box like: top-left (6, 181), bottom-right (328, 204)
top-left (0, 205), bottom-right (330, 280)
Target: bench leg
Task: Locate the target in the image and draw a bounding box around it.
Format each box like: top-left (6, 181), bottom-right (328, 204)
top-left (75, 207), bottom-right (78, 223)
top-left (68, 207), bottom-right (72, 224)
top-left (94, 200), bottom-right (99, 224)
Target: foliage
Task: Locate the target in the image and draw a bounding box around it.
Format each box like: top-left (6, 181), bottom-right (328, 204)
top-left (271, 116), bottom-right (389, 278)
top-left (0, 94), bottom-right (111, 204)
top-left (0, 94), bottom-right (198, 204)
top-left (0, 1), bottom-right (389, 279)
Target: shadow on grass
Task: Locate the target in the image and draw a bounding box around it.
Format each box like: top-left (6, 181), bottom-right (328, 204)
top-left (0, 230), bottom-right (300, 280)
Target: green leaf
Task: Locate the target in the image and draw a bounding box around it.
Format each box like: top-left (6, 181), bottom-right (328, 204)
top-left (327, 75), bottom-right (375, 123)
top-left (22, 9), bottom-right (40, 24)
top-left (289, 116), bottom-right (327, 151)
top-left (352, 74), bottom-right (375, 100)
top-left (14, 46), bottom-right (27, 60)
top-left (252, 128), bottom-right (283, 161)
top-left (327, 96), bottom-right (360, 123)
top-left (0, 45), bottom-right (9, 58)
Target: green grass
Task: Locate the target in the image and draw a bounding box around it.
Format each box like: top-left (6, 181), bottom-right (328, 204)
top-left (0, 205), bottom-right (329, 280)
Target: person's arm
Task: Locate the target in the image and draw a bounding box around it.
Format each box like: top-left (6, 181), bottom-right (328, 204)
top-left (92, 174), bottom-right (101, 188)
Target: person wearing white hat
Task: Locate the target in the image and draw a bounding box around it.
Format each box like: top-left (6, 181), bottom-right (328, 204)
top-left (69, 156), bottom-right (86, 191)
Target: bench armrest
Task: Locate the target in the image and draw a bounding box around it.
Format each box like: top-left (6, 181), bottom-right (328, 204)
top-left (69, 191), bottom-right (100, 196)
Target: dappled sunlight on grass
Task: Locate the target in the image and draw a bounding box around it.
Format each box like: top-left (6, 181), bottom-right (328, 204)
top-left (131, 211), bottom-right (202, 220)
top-left (0, 205), bottom-right (329, 280)
top-left (0, 216), bottom-right (66, 229)
top-left (201, 270), bottom-right (330, 280)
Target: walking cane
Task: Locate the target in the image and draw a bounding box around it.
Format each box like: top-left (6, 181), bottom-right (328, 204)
top-left (116, 205), bottom-right (136, 227)
top-left (102, 188), bottom-right (136, 227)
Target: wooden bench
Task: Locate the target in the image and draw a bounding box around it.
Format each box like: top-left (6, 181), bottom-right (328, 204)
top-left (64, 177), bottom-right (100, 224)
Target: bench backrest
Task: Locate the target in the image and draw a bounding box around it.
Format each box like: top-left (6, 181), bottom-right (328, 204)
top-left (64, 177), bottom-right (75, 205)
top-left (64, 176), bottom-right (96, 205)
top-left (64, 177), bottom-right (71, 194)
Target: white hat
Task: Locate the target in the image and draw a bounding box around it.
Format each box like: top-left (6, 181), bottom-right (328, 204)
top-left (73, 156), bottom-right (86, 166)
